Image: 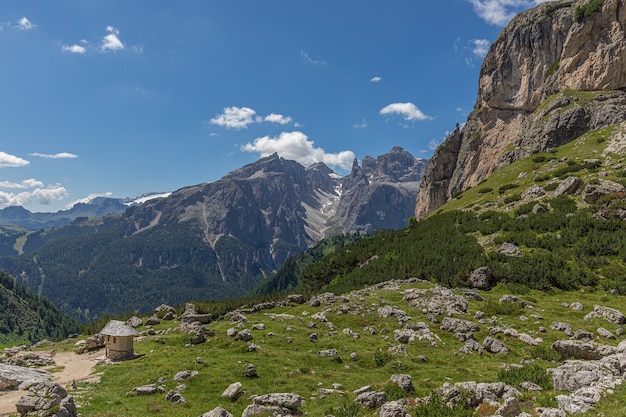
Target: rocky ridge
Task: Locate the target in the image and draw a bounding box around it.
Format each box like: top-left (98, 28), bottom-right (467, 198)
top-left (416, 0), bottom-right (626, 218)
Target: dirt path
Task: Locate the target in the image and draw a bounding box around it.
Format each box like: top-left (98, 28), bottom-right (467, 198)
top-left (0, 351), bottom-right (101, 417)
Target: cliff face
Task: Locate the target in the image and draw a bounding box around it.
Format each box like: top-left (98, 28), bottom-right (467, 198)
top-left (415, 0), bottom-right (626, 218)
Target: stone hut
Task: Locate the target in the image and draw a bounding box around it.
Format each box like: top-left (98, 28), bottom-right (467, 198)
top-left (100, 320), bottom-right (138, 360)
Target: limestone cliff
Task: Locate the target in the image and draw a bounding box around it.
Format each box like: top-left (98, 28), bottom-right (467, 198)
top-left (415, 0), bottom-right (626, 218)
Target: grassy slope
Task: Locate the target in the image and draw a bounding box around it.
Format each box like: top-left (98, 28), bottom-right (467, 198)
top-left (15, 280), bottom-right (624, 417)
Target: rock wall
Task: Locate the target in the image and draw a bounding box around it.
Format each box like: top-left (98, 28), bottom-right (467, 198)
top-left (416, 0), bottom-right (626, 218)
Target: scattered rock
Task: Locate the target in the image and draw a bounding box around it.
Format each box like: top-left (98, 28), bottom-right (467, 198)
top-left (460, 339), bottom-right (484, 354)
top-left (235, 329), bottom-right (253, 342)
top-left (581, 180), bottom-right (625, 204)
top-left (468, 266), bottom-right (492, 289)
top-left (15, 382), bottom-right (77, 417)
top-left (553, 177), bottom-right (582, 197)
top-left (318, 349), bottom-right (338, 357)
top-left (496, 397), bottom-right (521, 417)
top-left (570, 301), bottom-right (583, 311)
top-left (145, 314), bottom-right (161, 326)
top-left (354, 391), bottom-right (387, 409)
top-left (522, 184), bottom-right (546, 200)
top-left (243, 363), bottom-right (257, 378)
top-left (552, 339), bottom-right (617, 360)
top-left (597, 327), bottom-right (616, 339)
top-left (251, 393), bottom-right (303, 410)
top-left (165, 390), bottom-right (187, 404)
top-left (521, 381), bottom-right (543, 391)
top-left (403, 286), bottom-right (468, 315)
top-left (379, 400), bottom-right (406, 417)
top-left (126, 316), bottom-right (143, 328)
top-left (221, 382), bottom-right (244, 401)
top-left (499, 242), bottom-right (521, 257)
top-left (389, 374), bottom-right (414, 393)
top-left (551, 321), bottom-right (573, 336)
top-left (483, 336), bottom-right (509, 354)
top-left (134, 384), bottom-right (158, 396)
top-left (583, 305), bottom-right (626, 324)
top-left (200, 406), bottom-right (234, 417)
top-left (173, 370), bottom-right (198, 382)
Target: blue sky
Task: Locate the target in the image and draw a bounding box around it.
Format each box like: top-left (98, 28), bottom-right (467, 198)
top-left (0, 0), bottom-right (549, 212)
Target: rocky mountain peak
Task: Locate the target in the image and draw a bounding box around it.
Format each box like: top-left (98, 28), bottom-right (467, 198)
top-left (415, 0), bottom-right (626, 219)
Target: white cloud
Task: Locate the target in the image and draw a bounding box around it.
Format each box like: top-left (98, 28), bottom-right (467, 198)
top-left (379, 102), bottom-right (433, 122)
top-left (62, 44), bottom-right (87, 54)
top-left (241, 131), bottom-right (355, 171)
top-left (472, 39), bottom-right (491, 58)
top-left (30, 152), bottom-right (78, 159)
top-left (466, 0), bottom-right (552, 26)
top-left (353, 119), bottom-right (368, 129)
top-left (66, 192), bottom-right (113, 209)
top-left (101, 26), bottom-right (124, 51)
top-left (211, 106), bottom-right (257, 129)
top-left (370, 76), bottom-right (382, 83)
top-left (0, 152), bottom-right (29, 168)
top-left (17, 17), bottom-right (35, 30)
top-left (0, 184), bottom-right (67, 208)
top-left (300, 50), bottom-right (327, 65)
top-left (264, 113), bottom-right (292, 125)
top-left (211, 107), bottom-right (294, 129)
top-left (0, 179), bottom-right (43, 189)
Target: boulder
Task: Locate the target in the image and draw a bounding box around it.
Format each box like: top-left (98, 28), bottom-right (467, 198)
top-left (251, 393), bottom-right (303, 410)
top-left (553, 177), bottom-right (582, 196)
top-left (483, 337), bottom-right (509, 354)
top-left (200, 406), bottom-right (234, 417)
top-left (403, 286), bottom-right (468, 315)
top-left (581, 180), bottom-right (625, 204)
top-left (15, 382), bottom-right (76, 417)
top-left (145, 314), bottom-right (160, 326)
top-left (499, 242), bottom-right (521, 257)
top-left (243, 363), bottom-right (257, 378)
top-left (173, 370), bottom-right (198, 382)
top-left (552, 340), bottom-right (616, 360)
top-left (468, 266), bottom-right (492, 289)
top-left (126, 316), bottom-right (143, 328)
top-left (0, 363), bottom-right (52, 390)
top-left (521, 185), bottom-right (546, 200)
top-left (584, 305), bottom-right (625, 324)
top-left (354, 391), bottom-right (387, 409)
top-left (318, 349), bottom-right (338, 357)
top-left (440, 317), bottom-right (480, 334)
top-left (496, 397), bottom-right (521, 417)
top-left (379, 400), bottom-right (406, 417)
top-left (389, 374), bottom-right (414, 393)
top-left (134, 384), bottom-right (158, 396)
top-left (221, 382), bottom-right (243, 401)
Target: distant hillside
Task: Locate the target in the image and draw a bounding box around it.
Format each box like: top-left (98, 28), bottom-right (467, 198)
top-left (0, 148), bottom-right (426, 322)
top-left (0, 269), bottom-right (79, 346)
top-left (0, 197), bottom-right (128, 230)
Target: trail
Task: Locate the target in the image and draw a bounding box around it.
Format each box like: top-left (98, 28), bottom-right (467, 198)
top-left (0, 351), bottom-right (100, 417)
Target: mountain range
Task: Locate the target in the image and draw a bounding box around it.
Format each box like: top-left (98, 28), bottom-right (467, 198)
top-left (0, 147), bottom-right (426, 322)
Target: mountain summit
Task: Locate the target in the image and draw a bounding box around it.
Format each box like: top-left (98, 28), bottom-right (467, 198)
top-left (0, 148), bottom-right (426, 321)
top-left (415, 0), bottom-right (626, 218)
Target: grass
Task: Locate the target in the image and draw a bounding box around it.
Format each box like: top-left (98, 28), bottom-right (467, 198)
top-left (15, 279), bottom-right (621, 417)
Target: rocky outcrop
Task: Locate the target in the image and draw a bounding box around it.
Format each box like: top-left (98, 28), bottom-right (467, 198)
top-left (416, 0), bottom-right (626, 218)
top-left (15, 382), bottom-right (77, 417)
top-left (0, 364), bottom-right (52, 391)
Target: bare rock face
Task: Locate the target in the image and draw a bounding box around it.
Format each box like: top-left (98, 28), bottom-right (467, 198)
top-left (416, 0), bottom-right (626, 218)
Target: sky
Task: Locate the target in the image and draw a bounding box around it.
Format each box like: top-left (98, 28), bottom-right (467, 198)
top-left (0, 0), bottom-right (550, 213)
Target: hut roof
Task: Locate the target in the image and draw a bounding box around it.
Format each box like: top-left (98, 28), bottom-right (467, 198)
top-left (100, 320), bottom-right (138, 337)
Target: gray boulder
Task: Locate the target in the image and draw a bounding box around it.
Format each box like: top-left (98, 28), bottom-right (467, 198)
top-left (581, 180), bottom-right (625, 204)
top-left (583, 304), bottom-right (626, 324)
top-left (0, 363), bottom-right (52, 390)
top-left (199, 406), bottom-right (234, 417)
top-left (251, 393), bottom-right (303, 410)
top-left (221, 382), bottom-right (243, 401)
top-left (483, 336), bottom-right (509, 354)
top-left (496, 397), bottom-right (521, 417)
top-left (134, 384), bottom-right (158, 396)
top-left (15, 382), bottom-right (76, 417)
top-left (440, 317), bottom-right (480, 334)
top-left (126, 316), bottom-right (143, 328)
top-left (468, 266), bottom-right (492, 289)
top-left (389, 374), bottom-right (414, 393)
top-left (552, 340), bottom-right (616, 360)
top-left (379, 400), bottom-right (406, 417)
top-left (499, 242), bottom-right (521, 257)
top-left (553, 176), bottom-right (582, 196)
top-left (354, 391), bottom-right (387, 409)
top-left (521, 184), bottom-right (546, 200)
